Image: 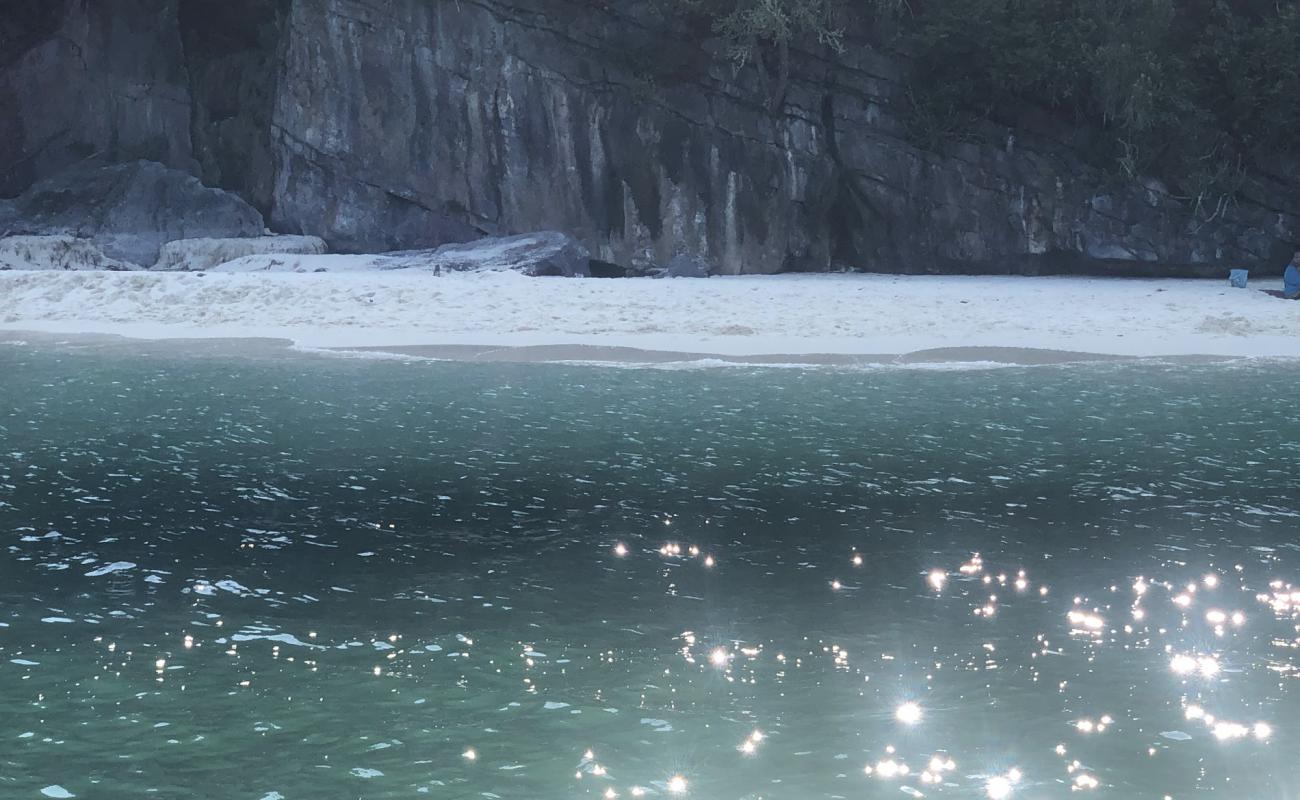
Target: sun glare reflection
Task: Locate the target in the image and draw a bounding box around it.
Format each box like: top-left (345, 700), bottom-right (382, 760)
top-left (896, 701), bottom-right (922, 724)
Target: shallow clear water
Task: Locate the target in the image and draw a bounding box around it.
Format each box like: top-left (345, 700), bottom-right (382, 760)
top-left (3, 340), bottom-right (1300, 799)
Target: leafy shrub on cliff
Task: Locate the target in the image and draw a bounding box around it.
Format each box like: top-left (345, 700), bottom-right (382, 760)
top-left (902, 0), bottom-right (1299, 199)
top-left (680, 0), bottom-right (1300, 202)
top-left (675, 0), bottom-right (900, 110)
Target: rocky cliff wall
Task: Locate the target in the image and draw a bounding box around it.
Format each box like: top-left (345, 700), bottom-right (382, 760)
top-left (0, 0), bottom-right (195, 196)
top-left (2, 0), bottom-right (1297, 275)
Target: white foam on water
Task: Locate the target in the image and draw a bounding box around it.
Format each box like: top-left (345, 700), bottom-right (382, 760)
top-left (349, 768), bottom-right (384, 778)
top-left (543, 702), bottom-right (570, 710)
top-left (640, 718), bottom-right (673, 732)
top-left (41, 787), bottom-right (75, 798)
top-left (10, 659), bottom-right (40, 666)
top-left (84, 561), bottom-right (136, 577)
top-left (230, 633), bottom-right (321, 649)
top-left (1160, 730), bottom-right (1193, 741)
top-left (40, 617), bottom-right (74, 623)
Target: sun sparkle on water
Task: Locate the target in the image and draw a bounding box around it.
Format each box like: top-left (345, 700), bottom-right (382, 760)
top-left (896, 701), bottom-right (922, 724)
top-left (5, 352), bottom-right (1300, 800)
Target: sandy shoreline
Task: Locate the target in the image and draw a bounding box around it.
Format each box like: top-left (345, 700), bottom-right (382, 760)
top-left (1, 270), bottom-right (1297, 364)
top-left (0, 330), bottom-right (1251, 369)
top-left (334, 341), bottom-right (1153, 365)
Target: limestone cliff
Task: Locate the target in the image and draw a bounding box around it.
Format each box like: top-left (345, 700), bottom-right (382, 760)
top-left (2, 0), bottom-right (1296, 276)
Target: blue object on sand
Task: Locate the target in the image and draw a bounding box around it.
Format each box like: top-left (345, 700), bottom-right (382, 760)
top-left (1285, 264), bottom-right (1300, 298)
top-left (1228, 269), bottom-right (1248, 288)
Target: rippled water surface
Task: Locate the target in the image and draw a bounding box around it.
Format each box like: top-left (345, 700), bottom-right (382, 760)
top-left (3, 340), bottom-right (1300, 799)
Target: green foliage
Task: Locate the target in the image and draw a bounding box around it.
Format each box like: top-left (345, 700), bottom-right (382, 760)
top-left (686, 0), bottom-right (845, 65)
top-left (1193, 1), bottom-right (1300, 163)
top-left (896, 0), bottom-right (1299, 198)
top-left (677, 0), bottom-right (901, 112)
top-left (673, 0), bottom-right (849, 112)
top-left (675, 0), bottom-right (1300, 200)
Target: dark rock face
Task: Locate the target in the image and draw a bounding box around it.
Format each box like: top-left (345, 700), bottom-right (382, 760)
top-left (178, 0), bottom-right (291, 213)
top-left (267, 0), bottom-right (815, 270)
top-left (0, 0), bottom-right (195, 197)
top-left (588, 259), bottom-right (631, 278)
top-left (1, 0), bottom-right (1296, 276)
top-left (0, 161), bottom-right (265, 266)
top-left (0, 1), bottom-right (63, 70)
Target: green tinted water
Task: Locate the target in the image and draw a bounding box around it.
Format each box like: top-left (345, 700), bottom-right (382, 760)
top-left (2, 340), bottom-right (1299, 799)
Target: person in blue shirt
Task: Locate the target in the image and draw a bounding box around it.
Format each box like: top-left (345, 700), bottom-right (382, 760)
top-left (1286, 251), bottom-right (1300, 299)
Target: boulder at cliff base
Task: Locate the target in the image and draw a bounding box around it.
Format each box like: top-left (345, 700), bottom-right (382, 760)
top-left (0, 160), bottom-right (265, 267)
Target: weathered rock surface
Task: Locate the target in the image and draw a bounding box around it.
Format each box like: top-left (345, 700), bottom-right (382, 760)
top-left (397, 232), bottom-right (591, 277)
top-left (213, 231), bottom-right (589, 276)
top-left (0, 0), bottom-right (195, 196)
top-left (1, 0), bottom-right (1296, 276)
top-left (154, 234), bottom-right (327, 271)
top-left (178, 0), bottom-right (290, 214)
top-left (655, 254), bottom-right (712, 279)
top-left (0, 160), bottom-right (265, 266)
top-left (0, 235), bottom-right (132, 271)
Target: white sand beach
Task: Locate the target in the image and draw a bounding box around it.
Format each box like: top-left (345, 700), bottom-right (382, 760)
top-left (1, 270), bottom-right (1297, 362)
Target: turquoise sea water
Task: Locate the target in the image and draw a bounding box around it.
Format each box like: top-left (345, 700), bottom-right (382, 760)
top-left (2, 339), bottom-right (1299, 799)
